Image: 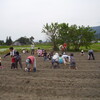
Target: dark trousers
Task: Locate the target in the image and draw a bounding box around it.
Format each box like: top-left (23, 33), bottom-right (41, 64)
top-left (15, 59), bottom-right (23, 69)
top-left (52, 59), bottom-right (59, 68)
top-left (11, 63), bottom-right (16, 69)
top-left (88, 52), bottom-right (95, 60)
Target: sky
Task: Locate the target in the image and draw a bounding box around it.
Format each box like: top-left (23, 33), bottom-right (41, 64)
top-left (0, 0), bottom-right (100, 42)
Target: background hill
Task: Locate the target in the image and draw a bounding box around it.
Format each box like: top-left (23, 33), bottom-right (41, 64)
top-left (92, 26), bottom-right (100, 39)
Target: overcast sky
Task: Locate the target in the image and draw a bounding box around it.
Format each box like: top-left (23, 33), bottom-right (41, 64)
top-left (0, 0), bottom-right (100, 42)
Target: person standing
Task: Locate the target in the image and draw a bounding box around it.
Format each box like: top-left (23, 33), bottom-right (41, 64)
top-left (31, 43), bottom-right (35, 55)
top-left (43, 50), bottom-right (47, 61)
top-left (70, 53), bottom-right (77, 69)
top-left (0, 57), bottom-right (1, 66)
top-left (11, 55), bottom-right (16, 69)
top-left (4, 47), bottom-right (23, 69)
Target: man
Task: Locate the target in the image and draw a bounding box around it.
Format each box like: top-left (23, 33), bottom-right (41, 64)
top-left (4, 47), bottom-right (22, 69)
top-left (88, 49), bottom-right (95, 60)
top-left (31, 43), bottom-right (35, 55)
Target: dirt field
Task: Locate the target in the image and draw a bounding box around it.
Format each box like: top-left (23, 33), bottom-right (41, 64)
top-left (0, 52), bottom-right (100, 100)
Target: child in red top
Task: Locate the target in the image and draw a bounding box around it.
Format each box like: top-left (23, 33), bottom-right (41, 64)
top-left (11, 55), bottom-right (16, 69)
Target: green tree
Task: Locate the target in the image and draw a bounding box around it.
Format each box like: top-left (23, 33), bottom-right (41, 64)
top-left (39, 40), bottom-right (42, 43)
top-left (0, 40), bottom-right (4, 45)
top-left (5, 36), bottom-right (13, 45)
top-left (42, 23), bottom-right (59, 50)
top-left (57, 23), bottom-right (70, 49)
top-left (57, 24), bottom-right (96, 51)
top-left (16, 36), bottom-right (31, 45)
top-left (30, 36), bottom-right (34, 44)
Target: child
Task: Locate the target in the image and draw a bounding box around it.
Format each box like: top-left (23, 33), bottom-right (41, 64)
top-left (59, 54), bottom-right (64, 64)
top-left (80, 50), bottom-right (84, 56)
top-left (11, 55), bottom-right (16, 69)
top-left (69, 53), bottom-right (77, 70)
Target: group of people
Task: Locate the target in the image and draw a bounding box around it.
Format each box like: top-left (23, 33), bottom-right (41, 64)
top-left (0, 44), bottom-right (95, 72)
top-left (51, 52), bottom-right (77, 69)
top-left (2, 47), bottom-right (36, 72)
top-left (37, 48), bottom-right (53, 61)
top-left (80, 49), bottom-right (95, 60)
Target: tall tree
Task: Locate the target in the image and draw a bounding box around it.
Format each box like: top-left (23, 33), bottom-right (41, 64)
top-left (5, 36), bottom-right (13, 45)
top-left (30, 36), bottom-right (34, 44)
top-left (39, 40), bottom-right (42, 43)
top-left (58, 24), bottom-right (96, 50)
top-left (42, 23), bottom-right (59, 50)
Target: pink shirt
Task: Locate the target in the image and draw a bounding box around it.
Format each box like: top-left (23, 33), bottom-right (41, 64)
top-left (27, 56), bottom-right (35, 64)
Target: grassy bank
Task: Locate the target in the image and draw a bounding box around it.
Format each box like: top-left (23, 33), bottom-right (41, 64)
top-left (0, 43), bottom-right (100, 54)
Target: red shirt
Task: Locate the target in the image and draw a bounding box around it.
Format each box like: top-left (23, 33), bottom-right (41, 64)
top-left (27, 56), bottom-right (35, 64)
top-left (63, 43), bottom-right (67, 48)
top-left (11, 57), bottom-right (16, 63)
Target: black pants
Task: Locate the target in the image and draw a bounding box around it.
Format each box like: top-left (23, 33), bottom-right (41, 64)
top-left (15, 59), bottom-right (23, 69)
top-left (88, 52), bottom-right (95, 60)
top-left (11, 63), bottom-right (16, 69)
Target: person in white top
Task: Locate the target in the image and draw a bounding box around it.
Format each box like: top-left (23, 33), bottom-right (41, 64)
top-left (31, 43), bottom-right (35, 55)
top-left (62, 52), bottom-right (70, 65)
top-left (51, 53), bottom-right (59, 68)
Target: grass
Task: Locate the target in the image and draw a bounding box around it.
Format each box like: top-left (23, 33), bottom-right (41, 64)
top-left (80, 43), bottom-right (100, 52)
top-left (0, 43), bottom-right (100, 54)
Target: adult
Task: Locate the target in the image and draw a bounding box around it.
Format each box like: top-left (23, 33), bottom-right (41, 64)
top-left (63, 43), bottom-right (67, 51)
top-left (88, 49), bottom-right (95, 60)
top-left (31, 43), bottom-right (35, 55)
top-left (4, 47), bottom-right (22, 69)
top-left (62, 52), bottom-right (70, 65)
top-left (51, 53), bottom-right (59, 68)
top-left (25, 56), bottom-right (36, 72)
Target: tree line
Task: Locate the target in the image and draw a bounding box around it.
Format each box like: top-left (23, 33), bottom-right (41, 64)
top-left (0, 36), bottom-right (34, 45)
top-left (42, 22), bottom-right (96, 51)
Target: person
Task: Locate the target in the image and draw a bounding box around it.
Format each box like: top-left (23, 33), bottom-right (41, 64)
top-left (11, 55), bottom-right (16, 69)
top-left (0, 57), bottom-right (1, 66)
top-left (51, 53), bottom-right (59, 68)
top-left (37, 48), bottom-right (43, 57)
top-left (4, 47), bottom-right (23, 69)
top-left (80, 50), bottom-right (84, 56)
top-left (65, 56), bottom-right (70, 65)
top-left (31, 43), bottom-right (35, 55)
top-left (63, 43), bottom-right (67, 52)
top-left (43, 50), bottom-right (47, 61)
top-left (22, 49), bottom-right (26, 54)
top-left (62, 52), bottom-right (70, 66)
top-left (88, 49), bottom-right (95, 60)
top-left (47, 51), bottom-right (54, 60)
top-left (69, 53), bottom-right (77, 69)
top-left (59, 54), bottom-right (64, 64)
top-left (15, 52), bottom-right (23, 69)
top-left (25, 56), bottom-right (36, 72)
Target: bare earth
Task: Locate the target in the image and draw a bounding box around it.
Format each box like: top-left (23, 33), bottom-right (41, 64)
top-left (0, 52), bottom-right (100, 100)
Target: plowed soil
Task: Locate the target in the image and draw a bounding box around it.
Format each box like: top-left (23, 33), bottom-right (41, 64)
top-left (0, 52), bottom-right (100, 100)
